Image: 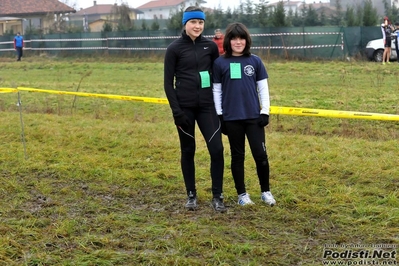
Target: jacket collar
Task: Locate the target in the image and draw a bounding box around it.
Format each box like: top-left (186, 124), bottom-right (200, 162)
top-left (182, 30), bottom-right (202, 42)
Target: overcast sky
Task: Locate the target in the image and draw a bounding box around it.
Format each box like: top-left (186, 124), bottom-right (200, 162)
top-left (72, 0), bottom-right (329, 11)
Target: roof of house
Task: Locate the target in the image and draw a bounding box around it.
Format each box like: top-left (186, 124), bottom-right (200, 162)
top-left (0, 0), bottom-right (75, 16)
top-left (137, 0), bottom-right (206, 9)
top-left (73, 4), bottom-right (143, 16)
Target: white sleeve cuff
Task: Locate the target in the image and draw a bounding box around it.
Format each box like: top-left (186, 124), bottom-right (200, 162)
top-left (257, 79), bottom-right (270, 115)
top-left (213, 83), bottom-right (223, 115)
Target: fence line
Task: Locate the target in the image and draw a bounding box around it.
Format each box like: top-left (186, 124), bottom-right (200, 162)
top-left (0, 32), bottom-right (344, 54)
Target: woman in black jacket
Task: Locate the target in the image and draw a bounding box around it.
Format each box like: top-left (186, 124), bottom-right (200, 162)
top-left (164, 6), bottom-right (225, 212)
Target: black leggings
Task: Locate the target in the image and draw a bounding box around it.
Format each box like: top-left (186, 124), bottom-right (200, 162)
top-left (177, 105), bottom-right (224, 198)
top-left (225, 119), bottom-right (270, 195)
top-left (396, 38), bottom-right (399, 62)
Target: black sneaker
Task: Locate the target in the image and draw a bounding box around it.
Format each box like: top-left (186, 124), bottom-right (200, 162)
top-left (185, 191), bottom-right (197, 210)
top-left (212, 197), bottom-right (226, 213)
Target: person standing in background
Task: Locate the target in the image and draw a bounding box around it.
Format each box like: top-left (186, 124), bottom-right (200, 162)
top-left (164, 6), bottom-right (226, 212)
top-left (212, 29), bottom-right (225, 55)
top-left (14, 32), bottom-right (24, 61)
top-left (394, 22), bottom-right (399, 64)
top-left (381, 16), bottom-right (394, 65)
top-left (213, 22), bottom-right (276, 207)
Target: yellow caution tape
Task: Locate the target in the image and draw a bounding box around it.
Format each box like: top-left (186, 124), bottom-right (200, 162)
top-left (270, 106), bottom-right (399, 121)
top-left (0, 88), bottom-right (18, 93)
top-left (16, 87), bottom-right (169, 104)
top-left (1, 87), bottom-right (399, 121)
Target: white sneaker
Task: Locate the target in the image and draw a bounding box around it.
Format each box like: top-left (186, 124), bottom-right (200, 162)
top-left (238, 193), bottom-right (254, 206)
top-left (261, 191), bottom-right (276, 206)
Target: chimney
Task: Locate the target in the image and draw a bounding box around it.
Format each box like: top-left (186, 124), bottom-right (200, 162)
top-left (93, 1), bottom-right (97, 5)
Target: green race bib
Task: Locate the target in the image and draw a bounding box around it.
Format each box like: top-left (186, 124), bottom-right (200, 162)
top-left (230, 63), bottom-right (242, 79)
top-left (199, 71), bottom-right (211, 88)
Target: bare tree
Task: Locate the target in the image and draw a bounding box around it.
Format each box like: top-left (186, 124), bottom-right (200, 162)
top-left (111, 4), bottom-right (135, 31)
top-left (43, 13), bottom-right (68, 33)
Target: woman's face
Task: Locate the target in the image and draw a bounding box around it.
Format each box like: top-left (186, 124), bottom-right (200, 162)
top-left (185, 19), bottom-right (204, 41)
top-left (230, 37), bottom-right (246, 56)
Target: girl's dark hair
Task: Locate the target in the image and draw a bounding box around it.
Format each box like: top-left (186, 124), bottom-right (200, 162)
top-left (223, 22), bottom-right (252, 58)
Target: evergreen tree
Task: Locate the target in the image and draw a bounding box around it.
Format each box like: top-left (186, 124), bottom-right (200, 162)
top-left (166, 5), bottom-right (185, 30)
top-left (383, 0), bottom-right (399, 23)
top-left (383, 0), bottom-right (392, 21)
top-left (391, 4), bottom-right (399, 23)
top-left (254, 0), bottom-right (270, 27)
top-left (237, 0), bottom-right (255, 26)
top-left (345, 6), bottom-right (357, 26)
top-left (355, 4), bottom-right (363, 26)
top-left (244, 0), bottom-right (254, 16)
top-left (291, 9), bottom-right (303, 27)
top-left (135, 0), bottom-right (384, 31)
top-left (272, 1), bottom-right (286, 27)
top-left (319, 9), bottom-right (328, 26)
top-left (331, 0), bottom-right (344, 26)
top-left (300, 4), bottom-right (308, 25)
top-left (102, 22), bottom-right (113, 33)
top-left (363, 0), bottom-right (378, 26)
top-left (304, 5), bottom-right (319, 26)
top-left (151, 19), bottom-right (160, 30)
top-left (224, 7), bottom-right (234, 26)
top-left (141, 21), bottom-right (147, 30)
top-left (286, 8), bottom-right (294, 27)
top-left (204, 11), bottom-right (216, 29)
top-left (230, 9), bottom-right (241, 25)
top-left (210, 6), bottom-right (224, 28)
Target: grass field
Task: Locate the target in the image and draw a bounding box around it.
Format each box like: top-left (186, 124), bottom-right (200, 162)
top-left (0, 56), bottom-right (398, 265)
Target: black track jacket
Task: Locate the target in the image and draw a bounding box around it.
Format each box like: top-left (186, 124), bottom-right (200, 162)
top-left (164, 31), bottom-right (219, 117)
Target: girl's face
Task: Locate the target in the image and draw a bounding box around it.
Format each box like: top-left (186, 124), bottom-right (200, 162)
top-left (185, 19), bottom-right (204, 41)
top-left (230, 37), bottom-right (246, 56)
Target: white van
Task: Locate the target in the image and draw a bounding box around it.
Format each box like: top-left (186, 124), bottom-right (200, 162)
top-left (365, 35), bottom-right (397, 62)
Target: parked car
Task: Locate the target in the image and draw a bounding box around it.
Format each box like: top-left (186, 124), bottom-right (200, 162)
top-left (365, 35), bottom-right (397, 62)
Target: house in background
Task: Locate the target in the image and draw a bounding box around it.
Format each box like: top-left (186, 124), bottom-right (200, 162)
top-left (0, 0), bottom-right (75, 35)
top-left (69, 1), bottom-right (143, 32)
top-left (0, 17), bottom-right (24, 36)
top-left (136, 0), bottom-right (207, 20)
